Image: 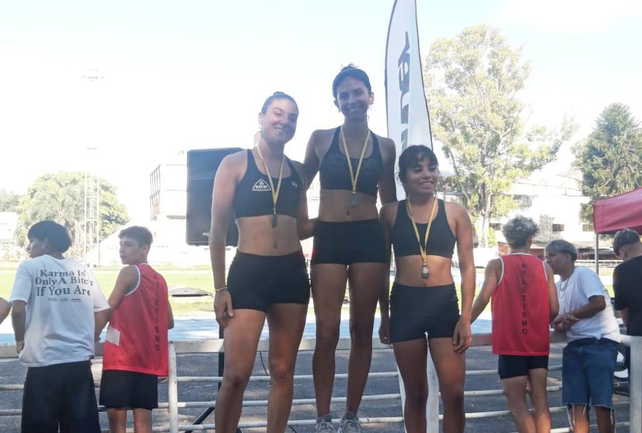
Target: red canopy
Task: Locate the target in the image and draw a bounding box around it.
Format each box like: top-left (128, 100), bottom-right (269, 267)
top-left (593, 187), bottom-right (642, 234)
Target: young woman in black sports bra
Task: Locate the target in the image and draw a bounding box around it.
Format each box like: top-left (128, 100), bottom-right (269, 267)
top-left (379, 145), bottom-right (475, 433)
top-left (210, 92), bottom-right (312, 433)
top-left (303, 65), bottom-right (396, 432)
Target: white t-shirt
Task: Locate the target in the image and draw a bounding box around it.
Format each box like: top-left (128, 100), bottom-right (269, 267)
top-left (556, 266), bottom-right (621, 343)
top-left (10, 255), bottom-right (110, 367)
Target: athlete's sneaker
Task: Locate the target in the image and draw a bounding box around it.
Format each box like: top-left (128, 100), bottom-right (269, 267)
top-left (338, 417), bottom-right (361, 433)
top-left (315, 419), bottom-right (336, 433)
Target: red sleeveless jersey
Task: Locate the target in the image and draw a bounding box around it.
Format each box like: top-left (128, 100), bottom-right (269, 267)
top-left (103, 264), bottom-right (169, 376)
top-left (491, 254), bottom-right (550, 356)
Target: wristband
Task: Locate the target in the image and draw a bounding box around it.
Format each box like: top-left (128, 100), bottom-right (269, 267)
top-left (215, 286), bottom-right (228, 293)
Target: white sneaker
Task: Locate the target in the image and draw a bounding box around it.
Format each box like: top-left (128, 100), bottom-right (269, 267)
top-left (316, 419), bottom-right (336, 433)
top-left (338, 417), bottom-right (361, 433)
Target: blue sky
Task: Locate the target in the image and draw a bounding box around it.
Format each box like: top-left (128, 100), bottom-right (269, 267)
top-left (1, 0), bottom-right (641, 219)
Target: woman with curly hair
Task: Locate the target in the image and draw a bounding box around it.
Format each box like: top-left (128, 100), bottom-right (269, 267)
top-left (379, 145), bottom-right (475, 433)
top-left (471, 215), bottom-right (559, 433)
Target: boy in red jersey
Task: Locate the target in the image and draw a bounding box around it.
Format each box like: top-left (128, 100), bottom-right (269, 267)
top-left (99, 226), bottom-right (174, 433)
top-left (471, 216), bottom-right (558, 433)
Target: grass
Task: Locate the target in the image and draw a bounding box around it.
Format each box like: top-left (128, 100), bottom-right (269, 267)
top-left (0, 267), bottom-right (616, 317)
top-left (0, 261), bottom-right (215, 271)
top-left (170, 299), bottom-right (215, 316)
top-left (0, 268), bottom-right (216, 317)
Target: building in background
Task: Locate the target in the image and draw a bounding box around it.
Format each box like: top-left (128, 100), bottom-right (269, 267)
top-left (150, 155), bottom-right (187, 221)
top-left (100, 152), bottom-right (211, 267)
top-left (0, 212), bottom-right (20, 261)
top-left (0, 213), bottom-right (17, 244)
top-left (494, 166), bottom-right (602, 262)
top-left (99, 151), bottom-right (603, 268)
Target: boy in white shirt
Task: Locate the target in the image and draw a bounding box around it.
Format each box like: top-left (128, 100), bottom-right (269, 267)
top-left (10, 221), bottom-right (110, 433)
top-left (546, 240), bottom-right (620, 433)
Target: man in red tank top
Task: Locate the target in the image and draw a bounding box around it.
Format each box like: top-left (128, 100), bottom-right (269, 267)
top-left (98, 226), bottom-right (174, 433)
top-left (472, 216), bottom-right (559, 433)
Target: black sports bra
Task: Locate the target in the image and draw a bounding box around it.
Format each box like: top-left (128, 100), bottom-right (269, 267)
top-left (319, 127), bottom-right (383, 197)
top-left (391, 199), bottom-right (456, 259)
top-left (233, 150), bottom-right (302, 219)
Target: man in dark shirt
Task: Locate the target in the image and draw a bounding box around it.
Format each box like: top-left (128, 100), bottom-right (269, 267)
top-left (612, 228), bottom-right (642, 336)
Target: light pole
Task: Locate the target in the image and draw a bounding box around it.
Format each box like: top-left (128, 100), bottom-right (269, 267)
top-left (82, 66), bottom-right (103, 266)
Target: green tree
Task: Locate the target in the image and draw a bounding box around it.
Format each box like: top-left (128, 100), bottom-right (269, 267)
top-left (0, 189), bottom-right (22, 212)
top-left (573, 103), bottom-right (642, 221)
top-left (17, 172), bottom-right (129, 245)
top-left (424, 24), bottom-right (575, 246)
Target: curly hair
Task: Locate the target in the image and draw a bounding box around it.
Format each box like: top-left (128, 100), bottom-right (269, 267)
top-left (502, 216), bottom-right (539, 248)
top-left (397, 145), bottom-right (439, 183)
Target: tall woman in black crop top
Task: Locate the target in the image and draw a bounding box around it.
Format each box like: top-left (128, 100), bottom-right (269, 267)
top-left (303, 65), bottom-right (397, 431)
top-left (209, 92), bottom-right (313, 433)
top-left (379, 145), bottom-right (475, 433)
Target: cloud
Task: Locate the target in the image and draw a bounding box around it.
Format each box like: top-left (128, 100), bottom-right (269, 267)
top-left (496, 0), bottom-right (642, 34)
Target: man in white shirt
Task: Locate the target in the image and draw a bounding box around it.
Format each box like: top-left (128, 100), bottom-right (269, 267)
top-left (10, 221), bottom-right (110, 433)
top-left (546, 239), bottom-right (620, 433)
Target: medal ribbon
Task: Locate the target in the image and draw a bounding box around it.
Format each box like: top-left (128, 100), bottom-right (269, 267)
top-left (406, 197), bottom-right (438, 268)
top-left (340, 126), bottom-right (371, 198)
top-left (255, 145), bottom-right (285, 222)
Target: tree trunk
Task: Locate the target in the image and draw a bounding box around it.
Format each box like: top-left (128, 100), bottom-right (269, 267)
top-left (476, 218), bottom-right (484, 247)
top-left (479, 215), bottom-right (490, 247)
top-left (479, 193), bottom-right (492, 248)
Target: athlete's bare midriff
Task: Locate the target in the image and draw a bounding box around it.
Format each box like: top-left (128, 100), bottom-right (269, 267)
top-left (317, 190), bottom-right (379, 222)
top-left (394, 255), bottom-right (455, 288)
top-left (236, 216), bottom-right (302, 256)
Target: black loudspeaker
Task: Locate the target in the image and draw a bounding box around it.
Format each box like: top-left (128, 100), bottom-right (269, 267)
top-left (186, 148), bottom-right (242, 246)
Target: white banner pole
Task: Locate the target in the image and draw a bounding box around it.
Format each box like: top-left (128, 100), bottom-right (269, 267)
top-left (385, 1), bottom-right (441, 430)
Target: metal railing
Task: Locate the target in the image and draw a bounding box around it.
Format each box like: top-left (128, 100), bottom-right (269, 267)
top-left (0, 333), bottom-right (639, 432)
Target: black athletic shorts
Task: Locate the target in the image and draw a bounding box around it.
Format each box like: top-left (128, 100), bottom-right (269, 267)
top-left (390, 283), bottom-right (460, 343)
top-left (21, 360), bottom-right (100, 433)
top-left (498, 355), bottom-right (549, 379)
top-left (227, 250), bottom-right (310, 313)
top-left (311, 219), bottom-right (387, 265)
top-left (99, 370), bottom-right (159, 410)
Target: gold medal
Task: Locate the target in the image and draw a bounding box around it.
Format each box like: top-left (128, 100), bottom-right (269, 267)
top-left (340, 126), bottom-right (371, 210)
top-left (255, 144), bottom-right (285, 229)
top-left (406, 197), bottom-right (438, 280)
top-left (421, 264), bottom-right (429, 279)
top-left (350, 193), bottom-right (358, 207)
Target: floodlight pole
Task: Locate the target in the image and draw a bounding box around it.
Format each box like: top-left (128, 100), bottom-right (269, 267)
top-left (82, 66), bottom-right (103, 266)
